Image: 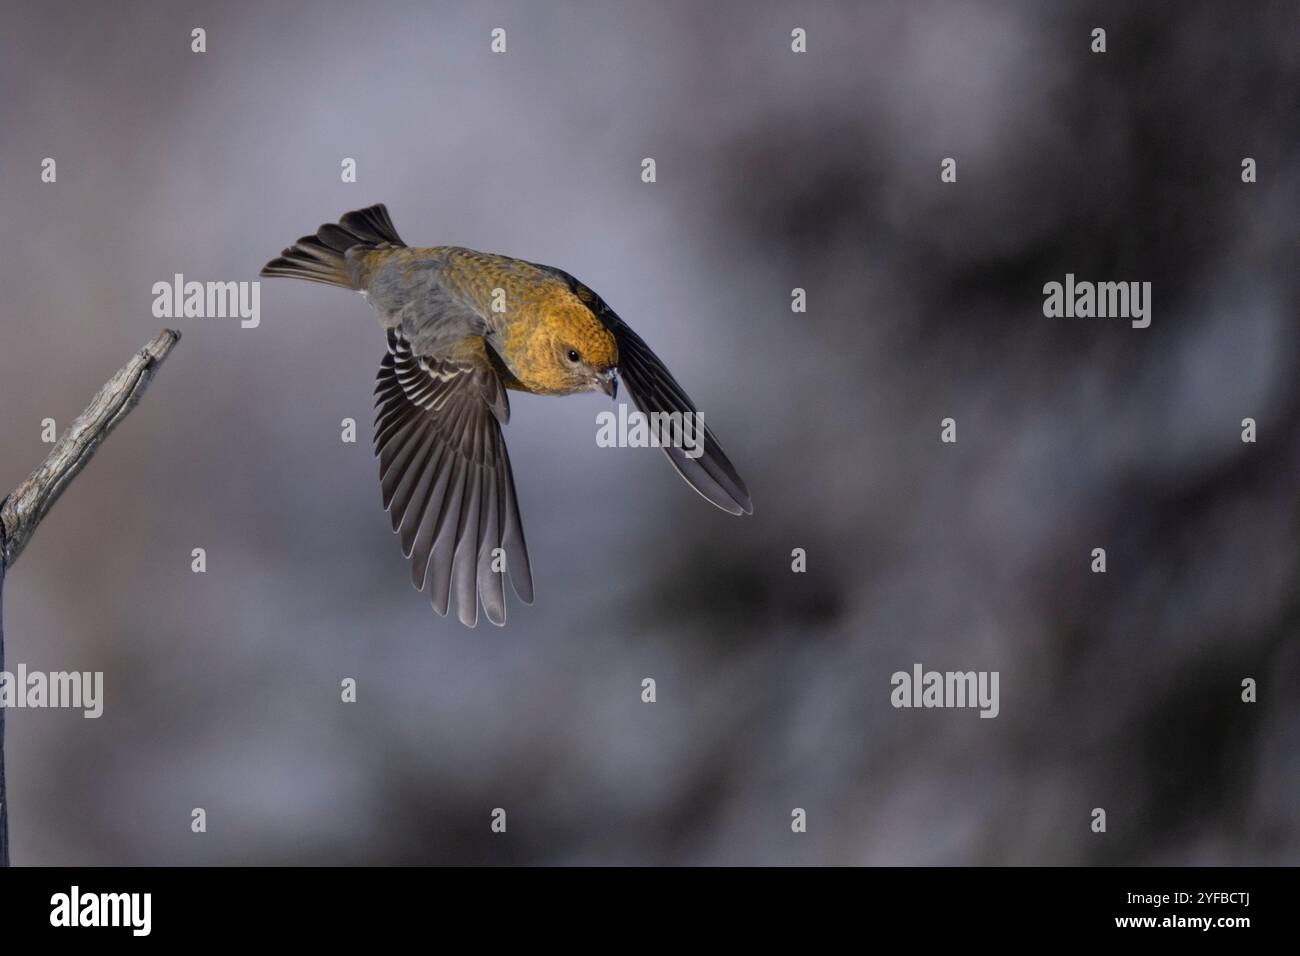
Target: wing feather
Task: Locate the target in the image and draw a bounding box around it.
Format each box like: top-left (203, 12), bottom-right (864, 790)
top-left (373, 331), bottom-right (533, 625)
top-left (611, 322), bottom-right (753, 515)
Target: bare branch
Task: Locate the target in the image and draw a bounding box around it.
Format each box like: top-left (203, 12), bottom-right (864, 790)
top-left (0, 327), bottom-right (180, 867)
top-left (0, 329), bottom-right (181, 569)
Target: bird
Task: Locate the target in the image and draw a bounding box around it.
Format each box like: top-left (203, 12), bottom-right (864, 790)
top-left (261, 204), bottom-right (751, 627)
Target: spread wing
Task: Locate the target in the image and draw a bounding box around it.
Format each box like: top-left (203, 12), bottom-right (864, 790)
top-left (526, 262), bottom-right (752, 516)
top-left (373, 330), bottom-right (533, 626)
top-left (609, 320), bottom-right (753, 516)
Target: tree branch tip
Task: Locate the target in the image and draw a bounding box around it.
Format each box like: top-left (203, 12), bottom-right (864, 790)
top-left (145, 329), bottom-right (181, 364)
top-left (0, 327), bottom-right (183, 571)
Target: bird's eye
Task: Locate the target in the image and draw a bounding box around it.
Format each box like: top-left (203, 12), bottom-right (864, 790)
top-left (567, 349), bottom-right (580, 363)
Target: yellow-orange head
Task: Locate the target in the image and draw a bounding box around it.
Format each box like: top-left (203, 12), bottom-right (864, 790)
top-left (504, 278), bottom-right (620, 397)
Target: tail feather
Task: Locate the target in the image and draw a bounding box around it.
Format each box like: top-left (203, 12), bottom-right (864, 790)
top-left (339, 204), bottom-right (404, 246)
top-left (261, 203), bottom-right (406, 289)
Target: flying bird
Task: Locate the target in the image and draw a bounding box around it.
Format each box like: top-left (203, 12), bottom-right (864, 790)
top-left (261, 204), bottom-right (751, 627)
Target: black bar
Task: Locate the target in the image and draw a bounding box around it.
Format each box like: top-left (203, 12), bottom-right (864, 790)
top-left (0, 866), bottom-right (1284, 941)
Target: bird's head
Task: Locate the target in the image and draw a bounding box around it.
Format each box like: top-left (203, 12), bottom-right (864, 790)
top-left (546, 288), bottom-right (620, 398)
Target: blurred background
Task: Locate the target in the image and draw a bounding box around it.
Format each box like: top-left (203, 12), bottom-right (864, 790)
top-left (0, 0), bottom-right (1296, 864)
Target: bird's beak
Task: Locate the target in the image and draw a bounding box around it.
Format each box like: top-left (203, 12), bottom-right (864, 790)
top-left (597, 370), bottom-right (618, 400)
